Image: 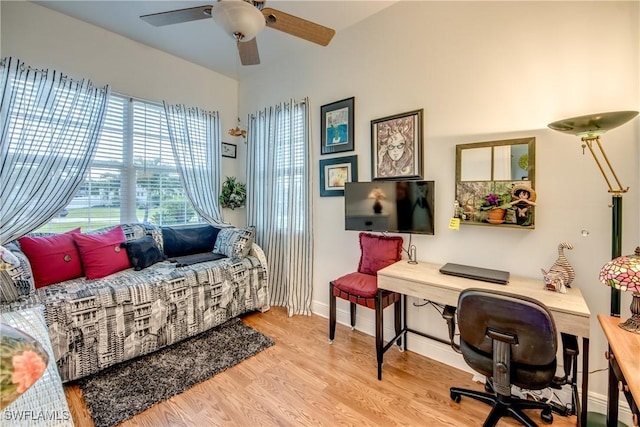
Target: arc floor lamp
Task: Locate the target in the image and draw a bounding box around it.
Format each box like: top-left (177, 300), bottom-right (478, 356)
top-left (548, 110), bottom-right (639, 317)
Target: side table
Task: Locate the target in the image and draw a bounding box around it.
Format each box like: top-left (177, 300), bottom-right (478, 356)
top-left (598, 314), bottom-right (639, 427)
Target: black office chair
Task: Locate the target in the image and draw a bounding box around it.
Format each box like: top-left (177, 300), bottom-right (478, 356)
top-left (450, 288), bottom-right (556, 426)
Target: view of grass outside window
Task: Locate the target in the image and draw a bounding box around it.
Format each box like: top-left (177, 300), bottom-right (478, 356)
top-left (38, 94), bottom-right (198, 233)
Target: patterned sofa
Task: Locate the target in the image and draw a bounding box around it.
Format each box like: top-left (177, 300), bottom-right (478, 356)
top-left (0, 223), bottom-right (269, 383)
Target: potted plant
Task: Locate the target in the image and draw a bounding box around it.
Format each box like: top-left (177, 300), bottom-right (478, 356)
top-left (219, 176), bottom-right (246, 210)
top-left (480, 192), bottom-right (511, 223)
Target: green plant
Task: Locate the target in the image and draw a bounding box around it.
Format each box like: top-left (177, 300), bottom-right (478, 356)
top-left (479, 192), bottom-right (511, 210)
top-left (219, 176), bottom-right (246, 210)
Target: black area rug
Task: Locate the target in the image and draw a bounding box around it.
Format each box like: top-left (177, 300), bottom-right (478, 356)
top-left (77, 318), bottom-right (274, 427)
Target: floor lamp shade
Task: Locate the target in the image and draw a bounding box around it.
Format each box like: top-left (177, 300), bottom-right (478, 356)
top-left (548, 110), bottom-right (639, 316)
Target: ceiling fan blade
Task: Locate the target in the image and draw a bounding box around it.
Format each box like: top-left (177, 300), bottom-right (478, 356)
top-left (238, 38), bottom-right (261, 66)
top-left (140, 5), bottom-right (213, 27)
top-left (262, 7), bottom-right (335, 46)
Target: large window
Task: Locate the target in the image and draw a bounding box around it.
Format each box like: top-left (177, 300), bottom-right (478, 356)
top-left (40, 94), bottom-right (197, 232)
top-left (273, 107), bottom-right (306, 232)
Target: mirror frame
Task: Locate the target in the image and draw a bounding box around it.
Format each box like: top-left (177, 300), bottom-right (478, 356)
top-left (455, 137), bottom-right (536, 229)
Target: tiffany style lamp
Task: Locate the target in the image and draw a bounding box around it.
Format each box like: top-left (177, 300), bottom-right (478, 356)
top-left (599, 247), bottom-right (640, 333)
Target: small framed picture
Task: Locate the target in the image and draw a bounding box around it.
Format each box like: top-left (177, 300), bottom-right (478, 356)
top-left (319, 155), bottom-right (358, 197)
top-left (222, 142), bottom-right (237, 158)
top-left (371, 109), bottom-right (424, 180)
top-left (321, 97), bottom-right (355, 155)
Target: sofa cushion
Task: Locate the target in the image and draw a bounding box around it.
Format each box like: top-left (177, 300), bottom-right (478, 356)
top-left (88, 223), bottom-right (146, 241)
top-left (0, 245), bottom-right (23, 302)
top-left (73, 226), bottom-right (131, 279)
top-left (18, 228), bottom-right (83, 288)
top-left (161, 224), bottom-right (220, 258)
top-left (357, 232), bottom-right (403, 276)
top-left (213, 226), bottom-right (255, 260)
top-left (2, 243), bottom-right (35, 299)
top-left (121, 236), bottom-right (166, 271)
top-left (332, 271), bottom-right (378, 298)
top-left (168, 252), bottom-right (227, 267)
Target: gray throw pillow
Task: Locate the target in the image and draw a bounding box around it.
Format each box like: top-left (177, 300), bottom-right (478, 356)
top-left (0, 244), bottom-right (34, 302)
top-left (213, 226), bottom-right (255, 260)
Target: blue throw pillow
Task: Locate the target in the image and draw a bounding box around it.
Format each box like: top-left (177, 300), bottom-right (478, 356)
top-left (161, 225), bottom-right (220, 257)
top-left (121, 236), bottom-right (166, 271)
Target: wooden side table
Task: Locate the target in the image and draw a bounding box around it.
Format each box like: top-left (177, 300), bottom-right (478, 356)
top-left (598, 314), bottom-right (640, 427)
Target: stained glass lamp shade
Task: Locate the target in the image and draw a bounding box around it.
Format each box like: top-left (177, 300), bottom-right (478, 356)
top-left (599, 247), bottom-right (640, 333)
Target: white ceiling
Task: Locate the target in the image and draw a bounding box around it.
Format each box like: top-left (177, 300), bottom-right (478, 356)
top-left (32, 0), bottom-right (398, 80)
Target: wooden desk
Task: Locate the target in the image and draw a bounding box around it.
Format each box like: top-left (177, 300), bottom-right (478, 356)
top-left (377, 261), bottom-right (591, 426)
top-left (598, 315), bottom-right (639, 427)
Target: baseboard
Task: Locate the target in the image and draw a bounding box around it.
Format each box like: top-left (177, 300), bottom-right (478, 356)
top-left (312, 300), bottom-right (634, 426)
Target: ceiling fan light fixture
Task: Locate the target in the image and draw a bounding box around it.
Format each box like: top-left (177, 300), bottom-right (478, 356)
top-left (211, 0), bottom-right (265, 41)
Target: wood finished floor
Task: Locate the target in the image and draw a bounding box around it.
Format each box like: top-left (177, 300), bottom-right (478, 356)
top-left (64, 307), bottom-right (578, 426)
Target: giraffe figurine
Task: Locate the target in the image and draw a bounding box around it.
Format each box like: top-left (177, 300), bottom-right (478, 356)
top-left (541, 242), bottom-right (575, 288)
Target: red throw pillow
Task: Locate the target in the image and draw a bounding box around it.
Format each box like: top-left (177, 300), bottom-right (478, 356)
top-left (73, 226), bottom-right (131, 279)
top-left (357, 232), bottom-right (403, 276)
top-left (18, 228), bottom-right (83, 288)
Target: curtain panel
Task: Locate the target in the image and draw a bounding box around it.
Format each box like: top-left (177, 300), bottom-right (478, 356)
top-left (247, 98), bottom-right (314, 316)
top-left (0, 57), bottom-right (110, 244)
top-left (163, 103), bottom-right (223, 224)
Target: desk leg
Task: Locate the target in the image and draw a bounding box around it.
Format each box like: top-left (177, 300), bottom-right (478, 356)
top-left (580, 337), bottom-right (589, 427)
top-left (394, 296), bottom-right (402, 349)
top-left (403, 294), bottom-right (408, 350)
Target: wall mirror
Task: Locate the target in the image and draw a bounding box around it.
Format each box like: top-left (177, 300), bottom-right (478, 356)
top-left (455, 137), bottom-right (536, 228)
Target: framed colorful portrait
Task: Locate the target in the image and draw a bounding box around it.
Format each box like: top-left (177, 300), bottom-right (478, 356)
top-left (319, 155), bottom-right (358, 197)
top-left (371, 109), bottom-right (424, 180)
top-left (321, 97), bottom-right (355, 155)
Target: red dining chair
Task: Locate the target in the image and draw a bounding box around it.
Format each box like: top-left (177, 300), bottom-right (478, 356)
top-left (329, 232), bottom-right (403, 380)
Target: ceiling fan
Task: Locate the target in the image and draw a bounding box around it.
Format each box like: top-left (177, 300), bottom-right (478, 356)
top-left (140, 0), bottom-right (336, 66)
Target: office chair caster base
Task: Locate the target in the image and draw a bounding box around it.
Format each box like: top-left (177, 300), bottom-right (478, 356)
top-left (541, 407), bottom-right (553, 424)
top-left (450, 390), bottom-right (461, 403)
top-left (484, 380), bottom-right (494, 394)
top-left (328, 339), bottom-right (333, 344)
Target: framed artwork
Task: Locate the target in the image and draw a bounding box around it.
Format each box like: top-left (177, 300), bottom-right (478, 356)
top-left (319, 155), bottom-right (358, 197)
top-left (321, 97), bottom-right (355, 155)
top-left (222, 142), bottom-right (237, 159)
top-left (371, 109), bottom-right (424, 180)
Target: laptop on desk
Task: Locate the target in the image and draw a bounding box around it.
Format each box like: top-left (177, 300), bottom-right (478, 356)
top-left (439, 262), bottom-right (510, 285)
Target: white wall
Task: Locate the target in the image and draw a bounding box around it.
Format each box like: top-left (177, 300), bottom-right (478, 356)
top-left (2, 0), bottom-right (639, 417)
top-left (241, 0), bottom-right (639, 413)
top-left (0, 0), bottom-right (245, 213)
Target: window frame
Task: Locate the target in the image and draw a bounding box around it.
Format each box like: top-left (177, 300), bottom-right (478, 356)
top-left (40, 93), bottom-right (198, 232)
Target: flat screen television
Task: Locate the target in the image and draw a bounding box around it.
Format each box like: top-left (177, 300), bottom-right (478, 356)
top-left (344, 181), bottom-right (435, 235)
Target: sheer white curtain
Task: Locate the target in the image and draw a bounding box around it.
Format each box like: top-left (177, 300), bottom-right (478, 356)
top-left (163, 103), bottom-right (223, 224)
top-left (247, 98), bottom-right (314, 316)
top-left (0, 57), bottom-right (110, 244)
